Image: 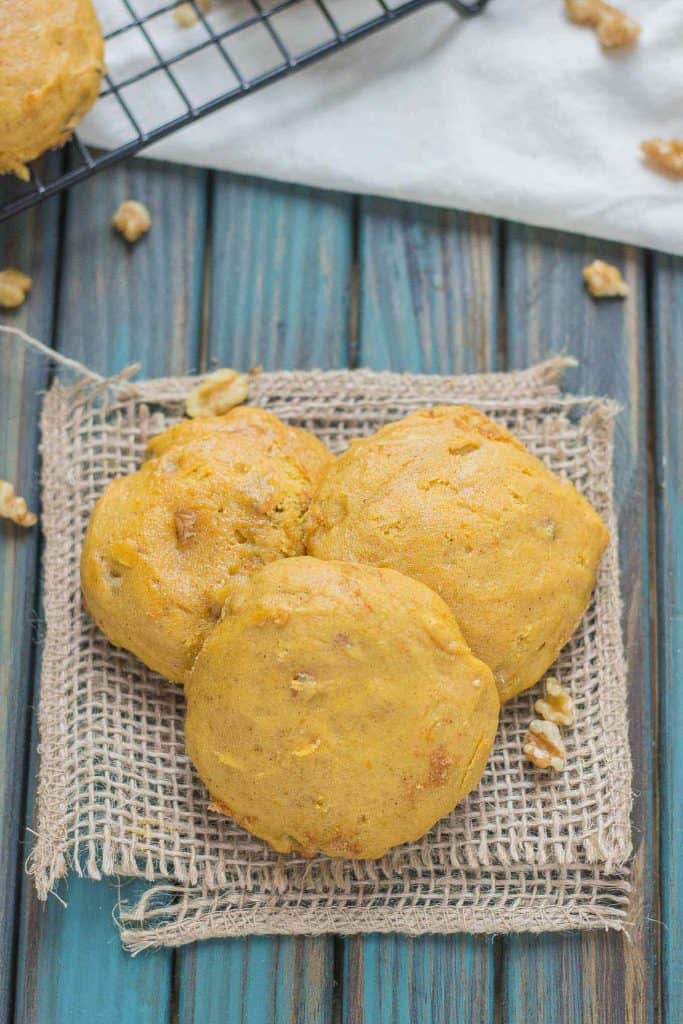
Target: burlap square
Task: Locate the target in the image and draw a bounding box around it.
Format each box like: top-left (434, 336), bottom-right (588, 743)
top-left (29, 358), bottom-right (632, 943)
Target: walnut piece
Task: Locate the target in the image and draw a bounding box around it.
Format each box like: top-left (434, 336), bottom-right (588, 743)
top-left (641, 139), bottom-right (683, 178)
top-left (112, 200), bottom-right (152, 243)
top-left (583, 260), bottom-right (629, 298)
top-left (523, 720), bottom-right (566, 771)
top-left (174, 508), bottom-right (197, 544)
top-left (174, 2), bottom-right (198, 27)
top-left (185, 368), bottom-right (249, 418)
top-left (565, 0), bottom-right (640, 48)
top-left (535, 677), bottom-right (575, 727)
top-left (0, 480), bottom-right (37, 527)
top-left (0, 268), bottom-right (32, 309)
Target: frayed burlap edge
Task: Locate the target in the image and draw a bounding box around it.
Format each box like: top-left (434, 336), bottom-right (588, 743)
top-left (117, 867), bottom-right (632, 952)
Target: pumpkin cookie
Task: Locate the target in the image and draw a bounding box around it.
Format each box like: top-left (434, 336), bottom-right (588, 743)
top-left (185, 556), bottom-right (499, 859)
top-left (0, 0), bottom-right (104, 180)
top-left (81, 409), bottom-right (332, 682)
top-left (306, 406), bottom-right (608, 702)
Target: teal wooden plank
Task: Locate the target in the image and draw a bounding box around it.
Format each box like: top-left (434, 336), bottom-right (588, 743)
top-left (176, 172), bottom-right (353, 1024)
top-left (179, 934), bottom-right (333, 1024)
top-left (14, 155), bottom-right (209, 1024)
top-left (501, 227), bottom-right (656, 1023)
top-left (652, 251), bottom-right (683, 1024)
top-left (209, 174), bottom-right (351, 370)
top-left (340, 197), bottom-right (500, 1024)
top-left (0, 169), bottom-right (62, 1024)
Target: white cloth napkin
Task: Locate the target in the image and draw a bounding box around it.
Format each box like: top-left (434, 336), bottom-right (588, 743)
top-left (81, 0), bottom-right (683, 255)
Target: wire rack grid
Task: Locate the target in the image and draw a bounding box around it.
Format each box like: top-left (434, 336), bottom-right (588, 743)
top-left (1, 0), bottom-right (490, 222)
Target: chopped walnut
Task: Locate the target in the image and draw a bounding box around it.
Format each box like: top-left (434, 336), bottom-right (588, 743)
top-left (583, 260), bottom-right (629, 298)
top-left (292, 737), bottom-right (321, 758)
top-left (523, 720), bottom-right (566, 771)
top-left (174, 2), bottom-right (198, 27)
top-left (0, 480), bottom-right (37, 527)
top-left (112, 200), bottom-right (151, 243)
top-left (535, 677), bottom-right (575, 727)
top-left (185, 368), bottom-right (249, 418)
top-left (0, 268), bottom-right (32, 309)
top-left (641, 138), bottom-right (683, 178)
top-left (174, 508), bottom-right (197, 544)
top-left (565, 0), bottom-right (640, 48)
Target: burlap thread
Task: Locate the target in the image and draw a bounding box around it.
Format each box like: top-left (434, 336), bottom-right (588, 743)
top-left (29, 359), bottom-right (633, 947)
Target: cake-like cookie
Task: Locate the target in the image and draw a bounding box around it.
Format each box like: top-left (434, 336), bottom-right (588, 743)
top-left (185, 557), bottom-right (499, 859)
top-left (0, 0), bottom-right (104, 180)
top-left (81, 409), bottom-right (332, 682)
top-left (306, 406), bottom-right (609, 702)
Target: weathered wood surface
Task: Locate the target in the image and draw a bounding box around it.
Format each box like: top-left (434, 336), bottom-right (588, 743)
top-left (0, 161), bottom-right (672, 1024)
top-left (652, 251), bottom-right (682, 1024)
top-left (0, 158), bottom-right (61, 1024)
top-left (501, 227), bottom-right (657, 1024)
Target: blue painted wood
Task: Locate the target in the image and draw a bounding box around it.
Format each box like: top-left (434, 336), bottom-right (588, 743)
top-left (0, 167), bottom-right (62, 1024)
top-left (652, 251), bottom-right (683, 1024)
top-left (179, 934), bottom-right (334, 1024)
top-left (208, 174), bottom-right (352, 370)
top-left (176, 172), bottom-right (352, 1024)
top-left (340, 197), bottom-right (500, 1024)
top-left (501, 227), bottom-right (656, 1023)
top-left (13, 155), bottom-right (208, 1024)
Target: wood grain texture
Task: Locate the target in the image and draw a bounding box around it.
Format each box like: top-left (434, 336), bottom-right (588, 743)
top-left (358, 198), bottom-right (500, 373)
top-left (13, 156), bottom-right (208, 1024)
top-left (341, 197), bottom-right (500, 1024)
top-left (208, 174), bottom-right (352, 370)
top-left (652, 252), bottom-right (683, 1024)
top-left (0, 168), bottom-right (62, 1024)
top-left (175, 172), bottom-right (353, 1024)
top-left (501, 226), bottom-right (657, 1024)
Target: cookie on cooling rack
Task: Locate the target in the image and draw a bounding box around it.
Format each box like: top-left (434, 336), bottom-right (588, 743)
top-left (306, 405), bottom-right (609, 702)
top-left (80, 408), bottom-right (332, 683)
top-left (185, 556), bottom-right (499, 860)
top-left (0, 0), bottom-right (104, 180)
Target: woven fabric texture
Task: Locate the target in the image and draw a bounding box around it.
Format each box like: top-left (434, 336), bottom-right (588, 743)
top-left (29, 359), bottom-right (632, 943)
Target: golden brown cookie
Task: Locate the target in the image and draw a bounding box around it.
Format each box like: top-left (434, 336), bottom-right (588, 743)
top-left (306, 405), bottom-right (609, 702)
top-left (0, 0), bottom-right (104, 180)
top-left (185, 556), bottom-right (499, 860)
top-left (81, 409), bottom-right (332, 682)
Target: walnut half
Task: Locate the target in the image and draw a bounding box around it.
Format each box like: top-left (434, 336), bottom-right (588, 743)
top-left (565, 0), bottom-right (640, 49)
top-left (641, 139), bottom-right (683, 178)
top-left (112, 200), bottom-right (152, 243)
top-left (0, 268), bottom-right (32, 309)
top-left (535, 677), bottom-right (575, 727)
top-left (0, 480), bottom-right (37, 527)
top-left (185, 368), bottom-right (249, 418)
top-left (583, 260), bottom-right (629, 299)
top-left (523, 720), bottom-right (566, 771)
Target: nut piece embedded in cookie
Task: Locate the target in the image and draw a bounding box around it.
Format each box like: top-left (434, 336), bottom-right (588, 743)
top-left (534, 677), bottom-right (575, 727)
top-left (641, 139), bottom-right (683, 178)
top-left (112, 200), bottom-right (152, 243)
top-left (523, 720), bottom-right (566, 771)
top-left (0, 268), bottom-right (32, 309)
top-left (185, 369), bottom-right (249, 418)
top-left (583, 260), bottom-right (629, 298)
top-left (565, 0), bottom-right (640, 48)
top-left (0, 480), bottom-right (37, 527)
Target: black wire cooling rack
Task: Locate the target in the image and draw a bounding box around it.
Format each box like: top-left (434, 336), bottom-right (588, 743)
top-left (0, 0), bottom-right (490, 222)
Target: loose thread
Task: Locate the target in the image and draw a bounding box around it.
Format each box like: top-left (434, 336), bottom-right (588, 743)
top-left (1, 325), bottom-right (106, 382)
top-left (1, 324), bottom-right (143, 392)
